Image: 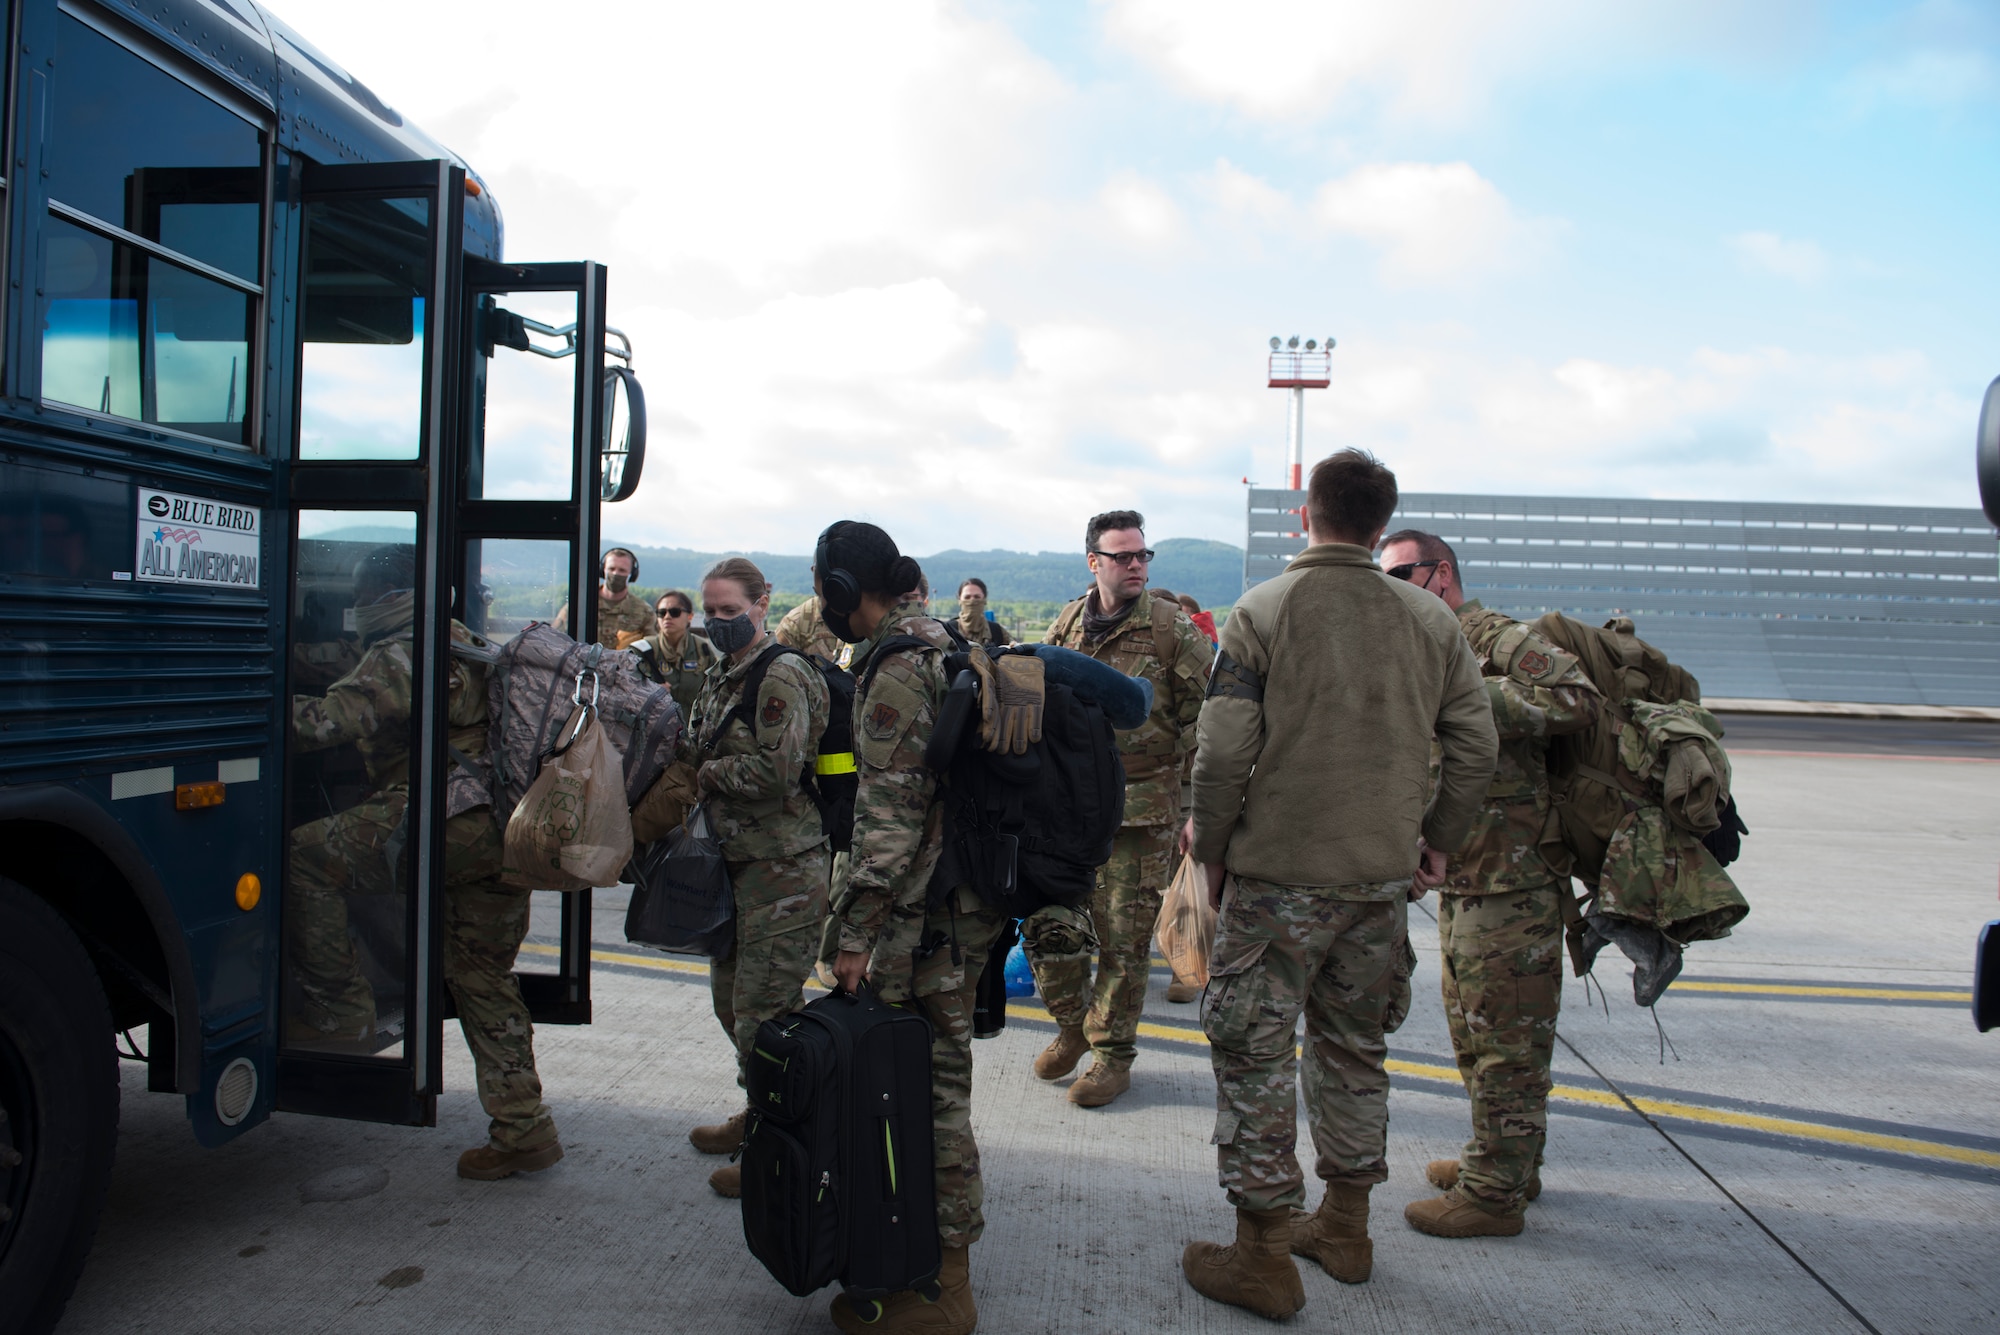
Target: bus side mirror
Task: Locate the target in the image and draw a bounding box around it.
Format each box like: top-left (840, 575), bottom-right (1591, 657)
top-left (1980, 374), bottom-right (2000, 529)
top-left (602, 365), bottom-right (646, 504)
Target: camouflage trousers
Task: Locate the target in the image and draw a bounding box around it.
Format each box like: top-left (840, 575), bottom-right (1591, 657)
top-left (712, 847), bottom-right (831, 1090)
top-left (1021, 823), bottom-right (1176, 1069)
top-left (287, 790), bottom-right (555, 1153)
top-left (1203, 873), bottom-right (1408, 1213)
top-left (1437, 885), bottom-right (1564, 1212)
top-left (870, 884), bottom-right (1005, 1248)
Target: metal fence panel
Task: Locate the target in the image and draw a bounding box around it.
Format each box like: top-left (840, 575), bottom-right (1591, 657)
top-left (1244, 491), bottom-right (2000, 706)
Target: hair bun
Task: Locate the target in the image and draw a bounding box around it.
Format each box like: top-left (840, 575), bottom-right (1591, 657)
top-left (888, 555), bottom-right (921, 591)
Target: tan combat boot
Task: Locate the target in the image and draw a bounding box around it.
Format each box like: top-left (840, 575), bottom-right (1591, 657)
top-left (689, 1109), bottom-right (747, 1155)
top-left (1425, 1158), bottom-right (1541, 1202)
top-left (1032, 1027), bottom-right (1089, 1081)
top-left (829, 1243), bottom-right (976, 1334)
top-left (456, 1141), bottom-right (563, 1181)
top-left (1067, 1060), bottom-right (1131, 1107)
top-left (1290, 1183), bottom-right (1372, 1283)
top-left (709, 1163), bottom-right (742, 1198)
top-left (1182, 1207), bottom-right (1307, 1320)
top-left (1165, 980), bottom-right (1201, 1003)
top-left (1405, 1186), bottom-right (1525, 1238)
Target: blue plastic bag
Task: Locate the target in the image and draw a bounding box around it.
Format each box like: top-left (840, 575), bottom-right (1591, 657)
top-left (1004, 941), bottom-right (1036, 998)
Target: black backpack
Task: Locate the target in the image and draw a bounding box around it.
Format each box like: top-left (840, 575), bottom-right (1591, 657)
top-left (922, 644), bottom-right (1126, 919)
top-left (717, 643), bottom-right (858, 852)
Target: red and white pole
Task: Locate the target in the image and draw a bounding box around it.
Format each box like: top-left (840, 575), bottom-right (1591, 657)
top-left (1286, 386), bottom-right (1304, 491)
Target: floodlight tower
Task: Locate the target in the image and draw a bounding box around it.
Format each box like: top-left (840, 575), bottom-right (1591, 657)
top-left (1267, 334), bottom-right (1333, 489)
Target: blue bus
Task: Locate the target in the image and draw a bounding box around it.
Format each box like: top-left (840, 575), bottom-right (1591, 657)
top-left (0, 2), bottom-right (643, 1327)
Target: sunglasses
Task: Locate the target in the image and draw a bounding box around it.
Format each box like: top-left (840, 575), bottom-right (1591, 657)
top-left (1091, 548), bottom-right (1155, 567)
top-left (659, 606), bottom-right (690, 618)
top-left (1385, 560), bottom-right (1441, 582)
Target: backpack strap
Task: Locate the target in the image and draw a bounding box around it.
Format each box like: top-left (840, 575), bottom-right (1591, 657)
top-left (856, 633), bottom-right (937, 697)
top-left (1147, 589), bottom-right (1182, 669)
top-left (712, 641), bottom-right (795, 751)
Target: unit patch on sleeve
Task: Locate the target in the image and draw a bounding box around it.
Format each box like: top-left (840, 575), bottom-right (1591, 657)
top-left (762, 694), bottom-right (788, 727)
top-left (1517, 649), bottom-right (1552, 680)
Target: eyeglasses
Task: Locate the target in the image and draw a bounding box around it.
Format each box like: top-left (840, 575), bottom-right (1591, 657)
top-left (659, 606), bottom-right (690, 618)
top-left (1091, 548), bottom-right (1155, 567)
top-left (1385, 561), bottom-right (1441, 582)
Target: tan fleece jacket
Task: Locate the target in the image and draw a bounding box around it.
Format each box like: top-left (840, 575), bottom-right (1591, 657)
top-left (1189, 543), bottom-right (1499, 888)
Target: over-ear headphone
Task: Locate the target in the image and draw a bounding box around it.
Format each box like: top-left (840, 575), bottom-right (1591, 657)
top-left (815, 526), bottom-right (861, 616)
top-left (601, 548), bottom-right (639, 580)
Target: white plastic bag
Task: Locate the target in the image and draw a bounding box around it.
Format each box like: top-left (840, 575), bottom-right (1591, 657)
top-left (502, 705), bottom-right (634, 890)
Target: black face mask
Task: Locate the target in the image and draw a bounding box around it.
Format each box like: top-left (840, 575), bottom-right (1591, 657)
top-left (823, 603), bottom-right (863, 644)
top-left (707, 612), bottom-right (759, 657)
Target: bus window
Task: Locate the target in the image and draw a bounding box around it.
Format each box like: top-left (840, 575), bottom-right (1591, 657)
top-left (298, 197), bottom-right (431, 462)
top-left (42, 215), bottom-right (253, 441)
top-left (48, 14), bottom-right (262, 281)
top-left (463, 538), bottom-right (572, 645)
top-left (469, 292), bottom-right (580, 501)
top-left (40, 14), bottom-right (263, 446)
top-left (284, 510), bottom-right (421, 1057)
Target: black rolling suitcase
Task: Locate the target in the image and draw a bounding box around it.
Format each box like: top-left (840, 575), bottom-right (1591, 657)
top-left (740, 985), bottom-right (941, 1303)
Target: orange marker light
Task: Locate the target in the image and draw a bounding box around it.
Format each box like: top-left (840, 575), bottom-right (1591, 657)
top-left (235, 873), bottom-right (261, 911)
top-left (465, 177), bottom-right (483, 197)
top-left (175, 781), bottom-right (226, 810)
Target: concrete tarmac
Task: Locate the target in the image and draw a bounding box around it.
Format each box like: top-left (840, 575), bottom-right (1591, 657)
top-left (58, 742), bottom-right (2000, 1334)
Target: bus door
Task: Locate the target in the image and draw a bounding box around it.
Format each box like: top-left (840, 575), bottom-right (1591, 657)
top-left (276, 160), bottom-right (466, 1125)
top-left (453, 257), bottom-right (616, 1026)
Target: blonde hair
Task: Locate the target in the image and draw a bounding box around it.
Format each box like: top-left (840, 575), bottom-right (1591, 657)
top-left (702, 557), bottom-right (769, 602)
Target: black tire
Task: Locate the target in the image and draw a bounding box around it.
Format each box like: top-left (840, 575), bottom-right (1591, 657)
top-left (0, 875), bottom-right (119, 1335)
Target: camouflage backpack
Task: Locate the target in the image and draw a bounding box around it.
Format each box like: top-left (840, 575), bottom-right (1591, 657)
top-left (1531, 614), bottom-right (1749, 1000)
top-left (481, 622), bottom-right (685, 827)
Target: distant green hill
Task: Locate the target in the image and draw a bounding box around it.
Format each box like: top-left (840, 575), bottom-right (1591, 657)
top-left (611, 537), bottom-right (1244, 611)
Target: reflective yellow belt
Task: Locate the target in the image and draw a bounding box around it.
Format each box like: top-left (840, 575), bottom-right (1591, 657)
top-left (816, 752), bottom-right (857, 776)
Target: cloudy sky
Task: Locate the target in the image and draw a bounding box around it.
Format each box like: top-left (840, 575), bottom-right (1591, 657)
top-left (277, 0), bottom-right (1999, 553)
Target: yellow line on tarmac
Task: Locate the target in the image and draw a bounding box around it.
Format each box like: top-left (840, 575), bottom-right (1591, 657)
top-left (1028, 1005), bottom-right (2000, 1172)
top-left (1668, 981), bottom-right (1972, 1003)
top-left (535, 945), bottom-right (1999, 1171)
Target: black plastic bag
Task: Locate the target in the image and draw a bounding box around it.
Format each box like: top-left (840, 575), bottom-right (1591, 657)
top-left (624, 804), bottom-right (735, 958)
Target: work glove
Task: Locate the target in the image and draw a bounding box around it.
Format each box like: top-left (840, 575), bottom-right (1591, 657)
top-left (969, 649), bottom-right (1044, 755)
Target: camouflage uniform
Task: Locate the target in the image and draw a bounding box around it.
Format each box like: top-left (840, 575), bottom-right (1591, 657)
top-left (1204, 873), bottom-right (1410, 1212)
top-left (685, 632), bottom-right (832, 1086)
top-left (637, 628), bottom-right (721, 720)
top-left (824, 605), bottom-right (1005, 1248)
top-left (1438, 600), bottom-right (1602, 1213)
top-left (554, 588), bottom-right (658, 651)
top-left (773, 595), bottom-right (849, 665)
top-left (288, 621), bottom-right (556, 1153)
top-left (1024, 589), bottom-right (1213, 1069)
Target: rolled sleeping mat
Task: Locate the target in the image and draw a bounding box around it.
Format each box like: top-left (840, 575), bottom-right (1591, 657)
top-left (1029, 644), bottom-right (1153, 728)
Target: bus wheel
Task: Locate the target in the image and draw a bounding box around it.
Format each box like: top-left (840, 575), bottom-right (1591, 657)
top-left (0, 875), bottom-right (120, 1335)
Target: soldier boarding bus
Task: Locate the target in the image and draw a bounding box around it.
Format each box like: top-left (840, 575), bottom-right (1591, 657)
top-left (0, 1), bottom-right (645, 1328)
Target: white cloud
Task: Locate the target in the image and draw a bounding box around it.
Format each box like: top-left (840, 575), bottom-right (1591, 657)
top-left (1314, 163), bottom-right (1554, 283)
top-left (1098, 172), bottom-right (1184, 246)
top-left (1098, 0), bottom-right (1812, 123)
top-left (1729, 231), bottom-right (1828, 283)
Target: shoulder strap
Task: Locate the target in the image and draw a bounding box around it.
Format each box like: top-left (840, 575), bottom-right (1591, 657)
top-left (1148, 590), bottom-right (1180, 665)
top-left (856, 633), bottom-right (934, 697)
top-left (714, 641), bottom-right (797, 748)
